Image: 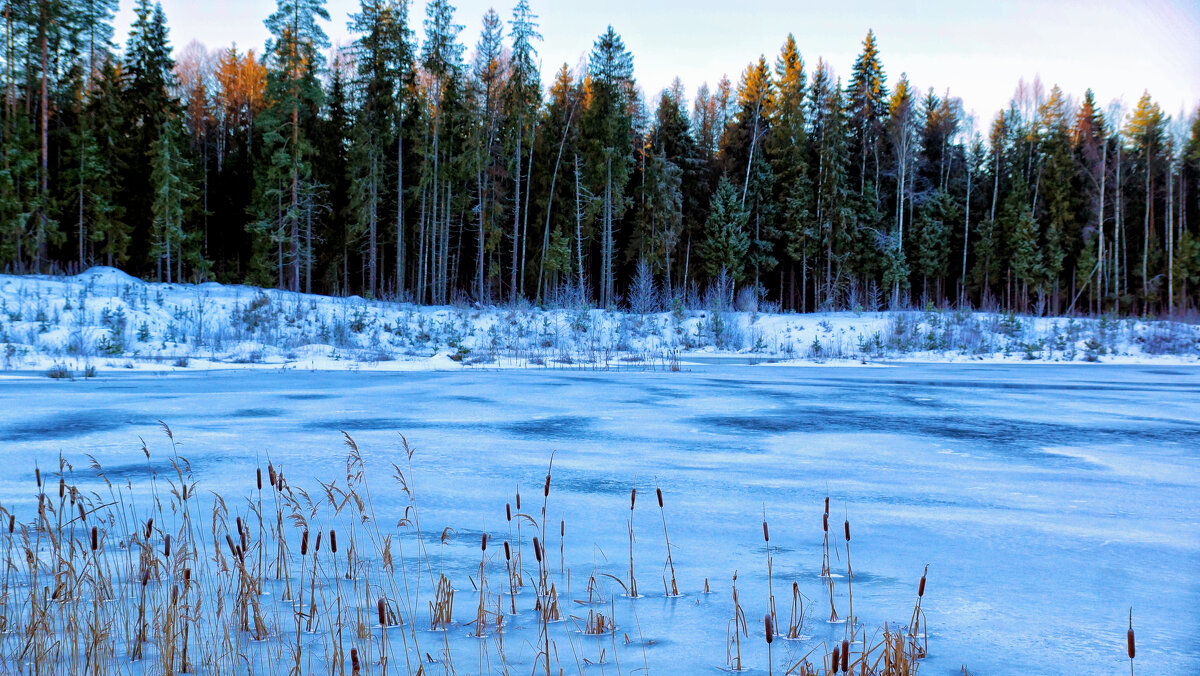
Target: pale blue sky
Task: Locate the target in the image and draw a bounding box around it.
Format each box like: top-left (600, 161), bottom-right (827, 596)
top-left (117, 0), bottom-right (1200, 127)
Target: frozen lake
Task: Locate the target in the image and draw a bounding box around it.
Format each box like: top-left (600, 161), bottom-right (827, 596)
top-left (2, 363), bottom-right (1198, 674)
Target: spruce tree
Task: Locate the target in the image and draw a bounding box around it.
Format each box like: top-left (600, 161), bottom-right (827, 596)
top-left (699, 175), bottom-right (749, 283)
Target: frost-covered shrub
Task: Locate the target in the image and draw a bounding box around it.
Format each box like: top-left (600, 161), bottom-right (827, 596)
top-left (628, 261), bottom-right (660, 315)
top-left (1140, 324), bottom-right (1199, 355)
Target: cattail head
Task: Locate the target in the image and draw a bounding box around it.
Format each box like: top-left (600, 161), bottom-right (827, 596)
top-left (314, 531), bottom-right (322, 553)
top-left (351, 648), bottom-right (360, 675)
top-left (330, 529), bottom-right (338, 554)
top-left (268, 463), bottom-right (277, 487)
top-left (8, 514), bottom-right (15, 534)
top-left (481, 533), bottom-right (487, 551)
top-left (560, 520), bottom-right (564, 537)
top-left (544, 474), bottom-right (551, 497)
top-left (182, 484), bottom-right (188, 501)
top-left (764, 614), bottom-right (773, 644)
top-left (256, 467), bottom-right (262, 490)
top-left (630, 487), bottom-right (636, 510)
top-left (918, 573), bottom-right (926, 598)
top-left (840, 639), bottom-right (849, 672)
top-left (58, 478), bottom-right (64, 499)
top-left (533, 536), bottom-right (542, 563)
top-left (236, 516), bottom-right (244, 537)
top-left (78, 503), bottom-right (85, 522)
top-left (824, 496), bottom-right (829, 515)
top-left (300, 530), bottom-right (309, 556)
top-left (164, 534), bottom-right (172, 559)
top-left (90, 526), bottom-right (98, 551)
top-left (377, 598), bottom-right (387, 627)
top-left (515, 491), bottom-right (521, 510)
top-left (225, 534), bottom-right (237, 558)
top-left (844, 519), bottom-right (850, 542)
top-left (184, 568), bottom-right (192, 583)
top-left (832, 645), bottom-right (841, 673)
top-left (1128, 608), bottom-right (1135, 660)
top-left (763, 519), bottom-right (769, 542)
top-left (656, 487), bottom-right (663, 508)
top-left (504, 540), bottom-right (511, 561)
top-left (141, 568), bottom-right (150, 587)
top-left (506, 503), bottom-right (512, 521)
top-left (145, 518), bottom-right (154, 539)
top-left (823, 513), bottom-right (828, 532)
top-left (35, 467), bottom-right (41, 488)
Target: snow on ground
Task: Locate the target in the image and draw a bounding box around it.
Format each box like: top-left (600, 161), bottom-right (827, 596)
top-left (1, 267), bottom-right (1198, 375)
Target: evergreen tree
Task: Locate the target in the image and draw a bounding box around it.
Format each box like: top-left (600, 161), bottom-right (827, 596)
top-left (253, 0), bottom-right (330, 290)
top-left (699, 175), bottom-right (749, 283)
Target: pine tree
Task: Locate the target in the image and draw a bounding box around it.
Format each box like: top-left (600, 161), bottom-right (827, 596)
top-left (149, 118), bottom-right (193, 282)
top-left (768, 34), bottom-right (811, 308)
top-left (846, 29), bottom-right (888, 198)
top-left (579, 26), bottom-right (635, 306)
top-left (254, 0), bottom-right (330, 291)
top-left (349, 0), bottom-right (412, 297)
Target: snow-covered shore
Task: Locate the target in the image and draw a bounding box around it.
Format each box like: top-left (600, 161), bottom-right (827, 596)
top-left (1, 267), bottom-right (1197, 374)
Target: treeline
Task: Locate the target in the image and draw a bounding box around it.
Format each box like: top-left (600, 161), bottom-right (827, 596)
top-left (3, 0), bottom-right (1200, 315)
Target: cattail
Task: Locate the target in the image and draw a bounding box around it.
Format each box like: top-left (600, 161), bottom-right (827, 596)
top-left (256, 467), bottom-right (262, 490)
top-left (70, 487), bottom-right (76, 506)
top-left (145, 518), bottom-right (154, 539)
top-left (268, 463), bottom-right (277, 487)
top-left (58, 478), bottom-right (64, 499)
top-left (823, 513), bottom-right (828, 532)
top-left (171, 584), bottom-right (179, 604)
top-left (78, 503), bottom-right (85, 522)
top-left (164, 534), bottom-right (172, 558)
top-left (182, 484), bottom-right (188, 501)
top-left (544, 474), bottom-right (551, 497)
top-left (236, 516), bottom-right (244, 536)
top-left (314, 531), bottom-right (322, 552)
top-left (377, 598), bottom-right (387, 627)
top-left (832, 645), bottom-right (841, 673)
top-left (1128, 608), bottom-right (1135, 660)
top-left (533, 536), bottom-right (542, 563)
top-left (841, 639), bottom-right (849, 672)
top-left (504, 540), bottom-right (511, 561)
top-left (141, 568), bottom-right (150, 587)
top-left (225, 534), bottom-right (237, 558)
top-left (560, 520), bottom-right (564, 537)
top-left (763, 519), bottom-right (770, 542)
top-left (330, 529), bottom-right (337, 554)
top-left (90, 526), bottom-right (98, 551)
top-left (350, 648), bottom-right (360, 675)
top-left (844, 520), bottom-right (850, 542)
top-left (918, 573), bottom-right (927, 597)
top-left (506, 503), bottom-right (512, 521)
top-left (656, 487), bottom-right (663, 508)
top-left (630, 487), bottom-right (636, 510)
top-left (35, 467), bottom-right (41, 488)
top-left (8, 514), bottom-right (15, 533)
top-left (481, 533), bottom-right (487, 551)
top-left (824, 496), bottom-right (829, 515)
top-left (300, 530), bottom-right (309, 556)
top-left (516, 491), bottom-right (521, 510)
top-left (764, 614), bottom-right (773, 643)
top-left (184, 568), bottom-right (191, 582)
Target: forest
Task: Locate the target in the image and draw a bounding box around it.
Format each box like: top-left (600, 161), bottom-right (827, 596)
top-left (2, 0), bottom-right (1199, 316)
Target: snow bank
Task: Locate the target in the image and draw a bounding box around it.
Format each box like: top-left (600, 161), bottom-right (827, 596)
top-left (1, 268), bottom-right (1197, 374)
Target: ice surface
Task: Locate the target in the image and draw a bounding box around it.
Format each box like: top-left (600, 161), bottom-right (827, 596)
top-left (1, 363), bottom-right (1197, 673)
